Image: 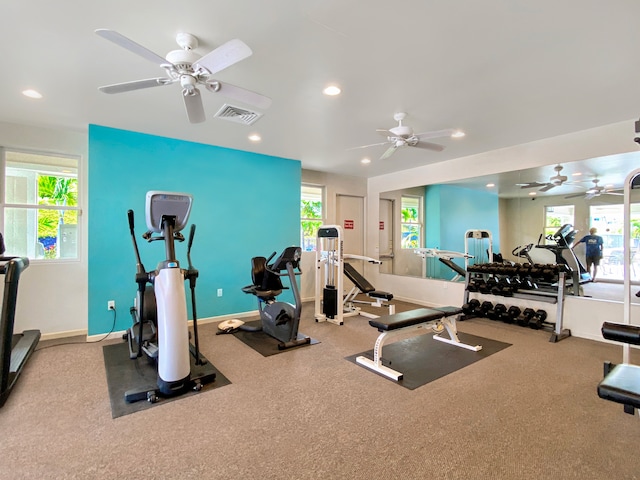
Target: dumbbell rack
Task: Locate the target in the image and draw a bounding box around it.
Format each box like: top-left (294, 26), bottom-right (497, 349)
top-left (462, 265), bottom-right (571, 343)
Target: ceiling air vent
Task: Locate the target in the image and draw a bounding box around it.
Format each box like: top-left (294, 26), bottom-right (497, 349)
top-left (214, 104), bottom-right (263, 126)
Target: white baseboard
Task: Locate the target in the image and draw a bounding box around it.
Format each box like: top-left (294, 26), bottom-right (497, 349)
top-left (47, 310), bottom-right (260, 342)
top-left (41, 329), bottom-right (88, 341)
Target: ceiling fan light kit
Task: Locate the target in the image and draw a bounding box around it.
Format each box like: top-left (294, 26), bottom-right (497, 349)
top-left (94, 29), bottom-right (272, 124)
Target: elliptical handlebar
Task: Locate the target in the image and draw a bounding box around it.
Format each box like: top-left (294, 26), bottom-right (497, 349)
top-left (127, 209), bottom-right (145, 275)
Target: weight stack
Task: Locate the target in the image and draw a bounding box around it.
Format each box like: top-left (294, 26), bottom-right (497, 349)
top-left (323, 285), bottom-right (338, 319)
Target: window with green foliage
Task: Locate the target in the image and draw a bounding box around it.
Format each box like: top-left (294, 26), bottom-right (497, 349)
top-left (544, 205), bottom-right (574, 242)
top-left (2, 148), bottom-right (80, 260)
top-left (401, 196), bottom-right (421, 249)
top-left (301, 185), bottom-right (323, 251)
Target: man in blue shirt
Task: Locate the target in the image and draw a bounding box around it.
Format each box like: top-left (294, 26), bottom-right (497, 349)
top-left (572, 227), bottom-right (604, 282)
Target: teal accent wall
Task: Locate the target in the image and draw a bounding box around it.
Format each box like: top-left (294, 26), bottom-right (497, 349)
top-left (88, 125), bottom-right (301, 335)
top-left (424, 184), bottom-right (500, 279)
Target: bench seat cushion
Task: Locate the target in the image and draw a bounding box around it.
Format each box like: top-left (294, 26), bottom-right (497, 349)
top-left (433, 306), bottom-right (463, 317)
top-left (368, 290), bottom-right (394, 300)
top-left (598, 363), bottom-right (640, 408)
top-left (368, 308), bottom-right (444, 331)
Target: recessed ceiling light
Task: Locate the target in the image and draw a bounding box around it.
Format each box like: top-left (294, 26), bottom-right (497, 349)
top-left (451, 130), bottom-right (465, 138)
top-left (529, 191), bottom-right (537, 196)
top-left (572, 172), bottom-right (582, 176)
top-left (22, 89), bottom-right (42, 99)
top-left (486, 183), bottom-right (495, 188)
top-left (360, 158), bottom-right (371, 164)
top-left (323, 85), bottom-right (341, 96)
top-left (248, 134), bottom-right (261, 142)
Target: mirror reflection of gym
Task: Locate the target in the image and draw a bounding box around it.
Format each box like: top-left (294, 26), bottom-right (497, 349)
top-left (378, 151), bottom-right (640, 302)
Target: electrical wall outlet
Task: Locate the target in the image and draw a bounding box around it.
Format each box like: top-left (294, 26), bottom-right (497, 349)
top-left (107, 300), bottom-right (116, 310)
top-left (217, 288), bottom-right (223, 297)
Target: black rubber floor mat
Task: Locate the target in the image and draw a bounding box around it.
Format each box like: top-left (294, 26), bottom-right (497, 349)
top-left (346, 332), bottom-right (510, 390)
top-left (103, 341), bottom-right (231, 418)
top-left (230, 320), bottom-right (319, 357)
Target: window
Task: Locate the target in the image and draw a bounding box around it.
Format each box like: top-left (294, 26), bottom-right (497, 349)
top-left (544, 205), bottom-right (574, 243)
top-left (589, 203), bottom-right (640, 281)
top-left (301, 184), bottom-right (323, 251)
top-left (2, 148), bottom-right (80, 260)
top-left (401, 195), bottom-right (422, 249)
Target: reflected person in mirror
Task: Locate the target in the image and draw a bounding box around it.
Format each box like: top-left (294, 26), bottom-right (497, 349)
top-left (572, 227), bottom-right (603, 282)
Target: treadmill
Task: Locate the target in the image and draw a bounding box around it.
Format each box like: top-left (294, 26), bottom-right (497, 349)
top-left (0, 237), bottom-right (40, 407)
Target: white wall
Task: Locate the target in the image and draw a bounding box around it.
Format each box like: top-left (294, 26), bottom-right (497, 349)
top-left (0, 122), bottom-right (88, 337)
top-left (366, 119), bottom-right (638, 341)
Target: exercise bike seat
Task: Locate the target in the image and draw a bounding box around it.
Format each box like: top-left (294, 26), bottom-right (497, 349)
top-left (242, 256), bottom-right (283, 298)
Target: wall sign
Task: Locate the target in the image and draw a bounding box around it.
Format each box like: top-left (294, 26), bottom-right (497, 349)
top-left (379, 221), bottom-right (385, 230)
top-left (344, 219), bottom-right (354, 229)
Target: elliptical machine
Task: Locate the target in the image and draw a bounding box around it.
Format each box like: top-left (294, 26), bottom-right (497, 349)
top-left (239, 246), bottom-right (310, 350)
top-left (124, 191), bottom-right (215, 403)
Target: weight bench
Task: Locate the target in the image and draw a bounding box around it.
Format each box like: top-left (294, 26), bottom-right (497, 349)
top-left (343, 262), bottom-right (395, 317)
top-left (597, 322), bottom-right (640, 415)
top-left (355, 306), bottom-right (482, 381)
top-left (438, 257), bottom-right (466, 282)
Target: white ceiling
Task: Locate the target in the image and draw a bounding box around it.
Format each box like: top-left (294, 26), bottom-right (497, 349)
top-left (2, 1), bottom-right (640, 183)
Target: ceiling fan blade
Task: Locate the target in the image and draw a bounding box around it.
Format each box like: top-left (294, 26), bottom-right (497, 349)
top-left (519, 182), bottom-right (546, 189)
top-left (539, 183), bottom-right (556, 192)
top-left (376, 129), bottom-right (394, 137)
top-left (183, 89), bottom-right (206, 124)
top-left (412, 141), bottom-right (445, 152)
top-left (95, 29), bottom-right (170, 67)
top-left (210, 81), bottom-right (272, 109)
top-left (564, 192), bottom-right (585, 199)
top-left (380, 145), bottom-right (398, 160)
top-left (98, 77), bottom-right (173, 94)
top-left (414, 128), bottom-right (456, 140)
top-left (194, 39), bottom-right (252, 75)
top-left (347, 141), bottom-right (391, 151)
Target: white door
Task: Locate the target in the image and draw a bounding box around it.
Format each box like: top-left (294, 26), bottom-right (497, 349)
top-left (379, 198), bottom-right (394, 274)
top-left (337, 194), bottom-right (364, 291)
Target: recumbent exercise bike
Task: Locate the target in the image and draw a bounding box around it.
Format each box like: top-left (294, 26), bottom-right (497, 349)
top-left (238, 247), bottom-right (310, 350)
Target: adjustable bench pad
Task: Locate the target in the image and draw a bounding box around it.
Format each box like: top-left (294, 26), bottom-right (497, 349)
top-left (368, 308), bottom-right (444, 331)
top-left (368, 290), bottom-right (394, 301)
top-left (598, 363), bottom-right (640, 408)
top-left (433, 306), bottom-right (463, 317)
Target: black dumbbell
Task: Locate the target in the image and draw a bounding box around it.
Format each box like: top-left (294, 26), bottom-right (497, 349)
top-left (516, 307), bottom-right (536, 326)
top-left (501, 305), bottom-right (521, 324)
top-left (528, 309), bottom-right (548, 329)
top-left (475, 301), bottom-right (494, 317)
top-left (462, 298), bottom-right (480, 315)
top-left (487, 303), bottom-right (507, 320)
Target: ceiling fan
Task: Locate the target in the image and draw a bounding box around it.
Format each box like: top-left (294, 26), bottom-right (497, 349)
top-left (94, 29), bottom-right (272, 124)
top-left (349, 112), bottom-right (459, 160)
top-left (564, 178), bottom-right (624, 200)
top-left (518, 164), bottom-right (569, 192)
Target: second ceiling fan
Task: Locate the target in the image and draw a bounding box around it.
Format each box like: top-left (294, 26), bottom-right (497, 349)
top-left (350, 112), bottom-right (462, 160)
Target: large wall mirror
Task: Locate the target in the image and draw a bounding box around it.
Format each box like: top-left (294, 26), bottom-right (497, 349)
top-left (379, 151), bottom-right (640, 302)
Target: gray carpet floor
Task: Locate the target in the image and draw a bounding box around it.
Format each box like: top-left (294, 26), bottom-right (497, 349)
top-left (1, 300), bottom-right (640, 479)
